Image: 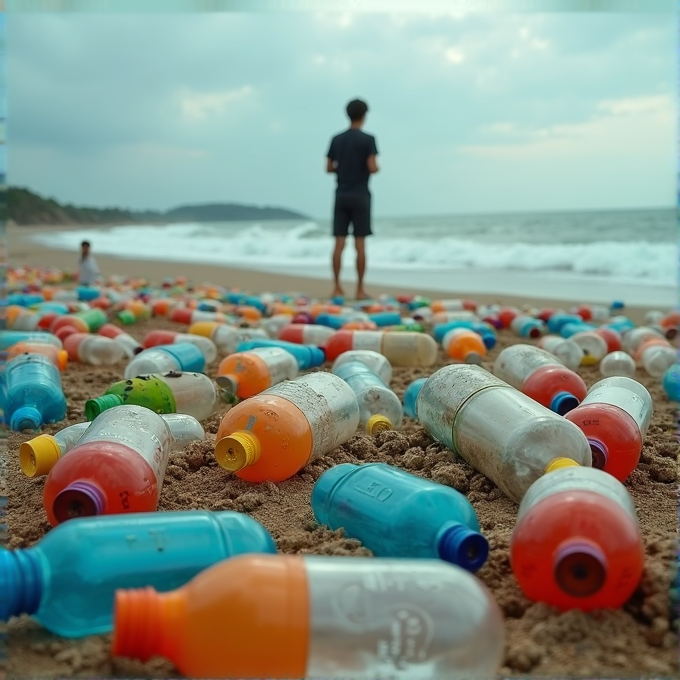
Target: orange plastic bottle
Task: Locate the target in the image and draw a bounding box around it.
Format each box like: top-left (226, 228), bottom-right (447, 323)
top-left (441, 328), bottom-right (486, 364)
top-left (215, 347), bottom-right (299, 400)
top-left (5, 342), bottom-right (68, 371)
top-left (510, 464), bottom-right (644, 611)
top-left (214, 372), bottom-right (360, 483)
top-left (112, 554), bottom-right (505, 680)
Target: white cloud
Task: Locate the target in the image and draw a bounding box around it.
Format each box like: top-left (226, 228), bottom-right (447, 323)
top-left (179, 86), bottom-right (253, 121)
top-left (445, 47), bottom-right (465, 64)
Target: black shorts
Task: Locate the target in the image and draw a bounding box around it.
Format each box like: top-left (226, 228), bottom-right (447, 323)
top-left (333, 192), bottom-right (372, 238)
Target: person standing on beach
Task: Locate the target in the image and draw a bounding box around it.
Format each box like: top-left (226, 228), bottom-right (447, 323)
top-left (326, 98), bottom-right (379, 300)
top-left (78, 240), bottom-right (101, 286)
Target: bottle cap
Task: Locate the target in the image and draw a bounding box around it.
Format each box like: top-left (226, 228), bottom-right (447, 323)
top-left (308, 346), bottom-right (326, 367)
top-left (403, 377), bottom-right (427, 420)
top-left (587, 438), bottom-right (608, 470)
top-left (366, 414), bottom-right (392, 435)
top-left (85, 393), bottom-right (124, 421)
top-left (10, 406), bottom-right (43, 432)
top-left (0, 549), bottom-right (43, 619)
top-left (56, 350), bottom-right (69, 370)
top-left (549, 391), bottom-right (579, 415)
top-left (437, 523), bottom-right (490, 573)
top-left (117, 309), bottom-right (137, 325)
top-left (52, 481), bottom-right (106, 523)
top-left (215, 431), bottom-right (261, 471)
top-left (544, 457), bottom-right (581, 474)
top-left (464, 352), bottom-right (484, 366)
top-left (310, 463), bottom-right (359, 526)
top-left (554, 538), bottom-right (607, 597)
top-left (19, 435), bottom-right (62, 477)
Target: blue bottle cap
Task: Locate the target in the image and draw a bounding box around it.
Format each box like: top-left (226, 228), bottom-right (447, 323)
top-left (550, 391), bottom-right (579, 415)
top-left (308, 346), bottom-right (326, 367)
top-left (0, 548), bottom-right (43, 620)
top-left (437, 523), bottom-right (489, 573)
top-left (52, 481), bottom-right (106, 524)
top-left (311, 464), bottom-right (359, 527)
top-left (403, 378), bottom-right (427, 420)
top-left (10, 406), bottom-right (43, 432)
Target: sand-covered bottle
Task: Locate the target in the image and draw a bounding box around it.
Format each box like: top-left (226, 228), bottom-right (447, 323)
top-left (214, 372), bottom-right (359, 483)
top-left (408, 365), bottom-right (592, 503)
top-left (112, 554), bottom-right (504, 680)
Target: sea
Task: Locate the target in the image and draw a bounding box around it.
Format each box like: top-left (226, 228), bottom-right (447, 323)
top-left (31, 207), bottom-right (677, 307)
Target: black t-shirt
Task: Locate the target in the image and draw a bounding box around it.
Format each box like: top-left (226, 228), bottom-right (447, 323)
top-left (327, 128), bottom-right (378, 194)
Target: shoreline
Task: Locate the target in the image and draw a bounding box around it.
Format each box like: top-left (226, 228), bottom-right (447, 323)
top-left (8, 223), bottom-right (672, 325)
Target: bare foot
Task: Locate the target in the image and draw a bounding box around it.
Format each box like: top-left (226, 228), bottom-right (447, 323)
top-left (355, 289), bottom-right (372, 300)
top-left (331, 286), bottom-right (345, 298)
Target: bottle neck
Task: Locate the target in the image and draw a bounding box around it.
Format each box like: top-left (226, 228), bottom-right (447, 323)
top-left (0, 547), bottom-right (44, 619)
top-left (436, 522), bottom-right (489, 573)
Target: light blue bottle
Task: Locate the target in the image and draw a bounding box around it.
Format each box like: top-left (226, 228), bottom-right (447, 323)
top-left (0, 331), bottom-right (63, 351)
top-left (662, 364), bottom-right (680, 401)
top-left (312, 463), bottom-right (489, 572)
top-left (546, 313), bottom-right (583, 334)
top-left (7, 293), bottom-right (45, 307)
top-left (223, 292), bottom-right (267, 312)
top-left (403, 377), bottom-right (428, 419)
top-left (235, 338), bottom-right (325, 369)
top-left (124, 342), bottom-right (205, 379)
top-left (367, 311), bottom-right (402, 327)
top-left (0, 510), bottom-right (277, 638)
top-left (560, 321), bottom-right (597, 338)
top-left (3, 353), bottom-right (67, 431)
top-left (314, 312), bottom-right (351, 329)
top-left (76, 286), bottom-right (101, 301)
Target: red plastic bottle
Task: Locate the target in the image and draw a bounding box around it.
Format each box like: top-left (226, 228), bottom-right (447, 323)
top-left (511, 464), bottom-right (644, 611)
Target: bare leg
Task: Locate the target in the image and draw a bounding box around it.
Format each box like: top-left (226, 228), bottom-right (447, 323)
top-left (354, 237), bottom-right (371, 299)
top-left (332, 236), bottom-right (346, 297)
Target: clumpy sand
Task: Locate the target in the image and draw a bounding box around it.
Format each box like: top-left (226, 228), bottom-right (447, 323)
top-left (5, 313), bottom-right (679, 678)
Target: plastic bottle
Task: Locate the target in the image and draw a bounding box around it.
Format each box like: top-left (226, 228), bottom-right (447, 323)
top-left (85, 372), bottom-right (225, 422)
top-left (312, 462), bottom-right (488, 571)
top-left (331, 349), bottom-right (393, 385)
top-left (143, 330), bottom-right (217, 364)
top-left (2, 353), bottom-right (68, 431)
top-left (324, 330), bottom-right (438, 366)
top-left (5, 342), bottom-right (68, 371)
top-left (570, 331), bottom-right (608, 366)
top-left (170, 308), bottom-right (226, 325)
top-left (622, 326), bottom-right (665, 355)
top-left (0, 331), bottom-right (63, 351)
top-left (510, 315), bottom-right (544, 339)
top-left (0, 510), bottom-right (276, 638)
top-left (19, 422), bottom-right (90, 477)
top-left (594, 327), bottom-right (623, 353)
top-left (431, 298), bottom-right (478, 312)
top-left (403, 377), bottom-right (429, 419)
top-left (662, 364), bottom-right (680, 401)
top-left (50, 308), bottom-right (108, 335)
top-left (599, 351), bottom-right (636, 378)
top-left (407, 365), bottom-right (592, 503)
top-left (278, 323), bottom-right (336, 347)
top-left (564, 376), bottom-right (652, 482)
top-left (441, 328), bottom-right (486, 364)
top-left (536, 335), bottom-right (583, 372)
top-left (214, 372), bottom-right (360, 483)
top-left (63, 333), bottom-right (125, 366)
top-left (332, 361), bottom-right (403, 434)
top-left (510, 465), bottom-right (644, 611)
top-left (40, 405), bottom-right (205, 526)
top-left (639, 343), bottom-right (676, 378)
top-left (493, 344), bottom-right (587, 414)
top-left (546, 313), bottom-right (583, 335)
top-left (111, 554), bottom-right (504, 680)
top-left (261, 313), bottom-right (295, 338)
top-left (235, 338), bottom-right (325, 370)
top-left (215, 347), bottom-right (299, 400)
top-left (124, 343), bottom-right (205, 379)
top-left (98, 323), bottom-right (144, 358)
top-left (188, 321), bottom-right (268, 355)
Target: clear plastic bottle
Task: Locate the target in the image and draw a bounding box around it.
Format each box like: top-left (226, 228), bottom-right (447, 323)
top-left (41, 405), bottom-right (205, 526)
top-left (262, 313), bottom-right (295, 338)
top-left (5, 342), bottom-right (68, 371)
top-left (409, 365), bottom-right (592, 503)
top-left (331, 349), bottom-right (393, 385)
top-left (510, 465), bottom-right (644, 611)
top-left (493, 344), bottom-right (587, 414)
top-left (143, 330), bottom-right (218, 364)
top-left (63, 333), bottom-right (125, 366)
top-left (312, 463), bottom-right (488, 571)
top-left (640, 343), bottom-right (676, 378)
top-left (536, 335), bottom-right (583, 372)
top-left (124, 343), bottom-right (206, 379)
top-left (324, 330), bottom-right (438, 366)
top-left (3, 353), bottom-right (68, 431)
top-left (98, 323), bottom-right (144, 358)
top-left (441, 328), bottom-right (486, 364)
top-left (214, 372), bottom-right (360, 483)
top-left (0, 510), bottom-right (276, 638)
top-left (564, 376), bottom-right (652, 482)
top-left (111, 554), bottom-right (505, 680)
top-left (215, 347), bottom-right (299, 400)
top-left (332, 361), bottom-right (403, 434)
top-left (85, 371), bottom-right (224, 422)
top-left (188, 321), bottom-right (268, 355)
top-left (431, 298), bottom-right (478, 312)
top-left (278, 323), bottom-right (336, 346)
top-left (235, 339), bottom-right (325, 370)
top-left (599, 351), bottom-right (636, 378)
top-left (622, 326), bottom-right (665, 354)
top-left (431, 310), bottom-right (479, 325)
top-left (569, 331), bottom-right (608, 366)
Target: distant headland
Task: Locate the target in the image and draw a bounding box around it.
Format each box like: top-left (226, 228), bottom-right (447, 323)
top-left (6, 186), bottom-right (309, 226)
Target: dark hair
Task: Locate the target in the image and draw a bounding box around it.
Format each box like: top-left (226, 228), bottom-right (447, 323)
top-left (346, 99), bottom-right (368, 122)
top-left (81, 241), bottom-right (90, 248)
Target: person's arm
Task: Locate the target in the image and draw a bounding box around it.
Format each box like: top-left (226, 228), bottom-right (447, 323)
top-left (367, 155), bottom-right (379, 174)
top-left (326, 157), bottom-right (337, 173)
top-left (326, 137), bottom-right (337, 173)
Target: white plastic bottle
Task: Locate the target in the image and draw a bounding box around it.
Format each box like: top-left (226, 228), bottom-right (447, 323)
top-left (537, 335), bottom-right (583, 372)
top-left (331, 349), bottom-right (393, 385)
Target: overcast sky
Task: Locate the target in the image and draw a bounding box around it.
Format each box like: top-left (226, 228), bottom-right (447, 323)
top-left (5, 10), bottom-right (675, 218)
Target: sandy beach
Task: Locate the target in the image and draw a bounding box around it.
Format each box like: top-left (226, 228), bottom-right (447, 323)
top-left (3, 223), bottom-right (679, 678)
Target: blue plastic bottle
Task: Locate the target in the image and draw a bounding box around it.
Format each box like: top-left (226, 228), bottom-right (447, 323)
top-left (3, 353), bottom-right (67, 431)
top-left (367, 311), bottom-right (402, 327)
top-left (662, 364), bottom-right (680, 401)
top-left (235, 338), bottom-right (325, 370)
top-left (560, 322), bottom-right (597, 338)
top-left (312, 463), bottom-right (488, 572)
top-left (124, 343), bottom-right (205, 379)
top-left (76, 286), bottom-right (101, 301)
top-left (0, 510), bottom-right (277, 638)
top-left (223, 293), bottom-right (267, 312)
top-left (0, 331), bottom-right (63, 351)
top-left (546, 313), bottom-right (584, 334)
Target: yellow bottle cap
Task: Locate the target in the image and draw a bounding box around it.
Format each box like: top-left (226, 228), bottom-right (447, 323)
top-left (366, 414), bottom-right (392, 435)
top-left (188, 321), bottom-right (219, 339)
top-left (19, 435), bottom-right (62, 478)
top-left (545, 457), bottom-right (581, 474)
top-left (215, 431), bottom-right (261, 472)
